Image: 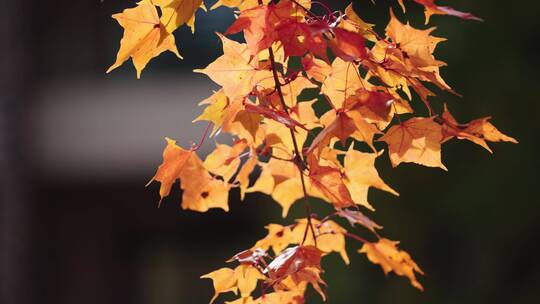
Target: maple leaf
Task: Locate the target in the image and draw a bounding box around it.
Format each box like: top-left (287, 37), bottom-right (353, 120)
top-left (399, 0), bottom-right (483, 24)
top-left (360, 238), bottom-right (424, 290)
top-left (329, 28), bottom-right (367, 62)
top-left (228, 248), bottom-right (268, 266)
top-left (280, 76), bottom-right (319, 108)
top-left (225, 1), bottom-right (294, 56)
top-left (211, 0), bottom-right (269, 11)
top-left (193, 90), bottom-right (236, 136)
top-left (302, 53), bottom-right (332, 83)
top-left (337, 209), bottom-right (383, 234)
top-left (265, 245), bottom-right (322, 284)
top-left (321, 58), bottom-right (365, 109)
top-left (253, 223), bottom-right (295, 255)
top-left (149, 138), bottom-right (231, 212)
top-left (293, 219), bottom-right (350, 264)
top-left (279, 267), bottom-right (327, 301)
top-left (343, 147), bottom-right (399, 211)
top-left (106, 0), bottom-right (517, 299)
top-left (226, 291), bottom-right (303, 304)
top-left (253, 219), bottom-right (349, 265)
top-left (310, 109), bottom-right (379, 154)
top-left (290, 99), bottom-right (320, 130)
top-left (235, 265), bottom-right (266, 298)
top-left (380, 117), bottom-right (447, 170)
top-left (201, 267), bottom-right (238, 304)
top-left (233, 110), bottom-right (262, 142)
top-left (386, 10), bottom-right (447, 69)
top-left (107, 0), bottom-right (181, 78)
top-left (253, 158), bottom-right (309, 217)
top-left (276, 18), bottom-right (330, 59)
top-left (154, 0), bottom-right (204, 33)
top-left (203, 140), bottom-right (248, 182)
top-left (441, 104), bottom-right (518, 152)
top-left (341, 4), bottom-right (377, 42)
top-left (345, 88), bottom-right (395, 129)
top-left (307, 154), bottom-right (355, 209)
top-left (148, 137), bottom-right (194, 200)
top-left (179, 159), bottom-right (231, 212)
top-left (307, 111), bottom-right (357, 155)
top-left (194, 34), bottom-right (273, 100)
top-left (201, 265), bottom-right (265, 303)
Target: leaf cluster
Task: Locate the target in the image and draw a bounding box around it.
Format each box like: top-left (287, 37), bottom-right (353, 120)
top-left (108, 1), bottom-right (516, 303)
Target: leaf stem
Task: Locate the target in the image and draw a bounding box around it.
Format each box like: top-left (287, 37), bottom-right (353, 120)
top-left (191, 121), bottom-right (213, 151)
top-left (344, 232), bottom-right (368, 244)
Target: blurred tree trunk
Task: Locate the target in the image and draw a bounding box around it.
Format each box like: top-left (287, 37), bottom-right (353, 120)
top-left (0, 1), bottom-right (34, 303)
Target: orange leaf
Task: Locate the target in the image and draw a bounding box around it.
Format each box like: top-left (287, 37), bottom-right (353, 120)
top-left (150, 138), bottom-right (230, 212)
top-left (380, 117), bottom-right (447, 170)
top-left (441, 104), bottom-right (518, 153)
top-left (265, 245), bottom-right (322, 283)
top-left (307, 111), bottom-right (356, 155)
top-left (225, 1), bottom-right (293, 56)
top-left (204, 140), bottom-right (248, 182)
top-left (343, 147), bottom-right (399, 211)
top-left (308, 155), bottom-right (354, 208)
top-left (329, 28), bottom-right (367, 62)
top-left (194, 34), bottom-right (273, 100)
top-left (360, 238), bottom-right (424, 290)
top-left (292, 219), bottom-right (350, 264)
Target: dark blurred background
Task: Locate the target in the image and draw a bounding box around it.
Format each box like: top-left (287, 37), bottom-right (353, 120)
top-left (1, 0), bottom-right (539, 303)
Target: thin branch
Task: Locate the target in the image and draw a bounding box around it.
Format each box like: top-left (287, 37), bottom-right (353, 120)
top-left (267, 46), bottom-right (317, 247)
top-left (191, 121), bottom-right (213, 151)
top-left (344, 232), bottom-right (369, 244)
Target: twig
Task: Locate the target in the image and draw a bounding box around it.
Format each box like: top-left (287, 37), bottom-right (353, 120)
top-left (267, 46), bottom-right (317, 247)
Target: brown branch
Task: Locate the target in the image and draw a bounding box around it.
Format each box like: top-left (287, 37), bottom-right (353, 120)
top-left (344, 232), bottom-right (369, 244)
top-left (267, 46), bottom-right (317, 247)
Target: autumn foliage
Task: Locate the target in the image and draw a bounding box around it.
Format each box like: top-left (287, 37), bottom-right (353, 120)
top-left (107, 0), bottom-right (517, 302)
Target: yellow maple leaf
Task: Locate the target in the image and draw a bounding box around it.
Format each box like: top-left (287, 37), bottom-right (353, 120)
top-left (342, 4), bottom-right (377, 42)
top-left (201, 267), bottom-right (238, 304)
top-left (203, 140), bottom-right (248, 182)
top-left (380, 117), bottom-right (447, 170)
top-left (292, 219), bottom-right (350, 264)
top-left (154, 0), bottom-right (204, 33)
top-left (194, 34), bottom-right (273, 100)
top-left (360, 238), bottom-right (424, 290)
top-left (344, 147), bottom-right (399, 211)
top-left (107, 0), bottom-right (181, 78)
